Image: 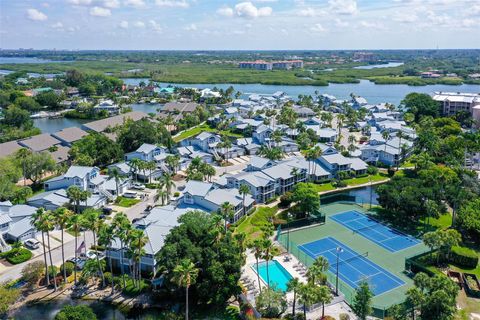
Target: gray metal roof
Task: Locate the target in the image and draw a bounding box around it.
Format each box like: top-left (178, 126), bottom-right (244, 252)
top-left (7, 204), bottom-right (37, 219)
top-left (82, 111), bottom-right (148, 132)
top-left (64, 166), bottom-right (96, 178)
top-left (19, 133), bottom-right (61, 152)
top-left (0, 141), bottom-right (22, 158)
top-left (6, 217), bottom-right (34, 238)
top-left (52, 127), bottom-right (88, 143)
top-left (183, 180), bottom-right (213, 197)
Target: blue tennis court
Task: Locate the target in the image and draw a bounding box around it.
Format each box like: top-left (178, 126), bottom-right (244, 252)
top-left (330, 210), bottom-right (421, 252)
top-left (298, 237), bottom-right (404, 296)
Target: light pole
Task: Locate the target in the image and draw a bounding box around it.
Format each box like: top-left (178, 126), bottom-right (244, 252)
top-left (336, 247), bottom-right (343, 296)
top-left (369, 176), bottom-right (372, 209)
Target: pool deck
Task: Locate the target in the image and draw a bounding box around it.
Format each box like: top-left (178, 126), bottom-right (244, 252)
top-left (243, 249), bottom-right (356, 319)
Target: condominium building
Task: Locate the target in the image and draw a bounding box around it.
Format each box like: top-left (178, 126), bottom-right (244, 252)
top-left (432, 92), bottom-right (480, 116)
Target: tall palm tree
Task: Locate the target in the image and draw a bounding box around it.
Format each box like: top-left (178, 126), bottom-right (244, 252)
top-left (68, 213), bottom-right (83, 285)
top-left (395, 131), bottom-right (405, 170)
top-left (286, 278), bottom-right (302, 316)
top-left (146, 161), bottom-right (157, 183)
top-left (129, 229), bottom-right (148, 288)
top-left (238, 184), bottom-right (250, 218)
top-left (262, 239), bottom-right (274, 289)
top-left (53, 207), bottom-right (73, 284)
top-left (15, 148), bottom-right (32, 186)
top-left (83, 209), bottom-right (106, 287)
top-left (98, 223), bottom-right (116, 293)
top-left (157, 189), bottom-right (167, 205)
top-left (172, 259), bottom-right (199, 320)
top-left (111, 213), bottom-right (132, 290)
top-left (108, 167), bottom-right (121, 197)
top-left (66, 185), bottom-right (85, 214)
top-left (220, 135), bottom-right (232, 164)
top-left (298, 284), bottom-right (316, 320)
top-left (159, 172), bottom-right (175, 202)
top-left (249, 239), bottom-right (264, 293)
top-left (219, 202), bottom-right (234, 233)
top-left (41, 210), bottom-right (58, 291)
top-left (31, 208), bottom-right (50, 288)
top-left (382, 130), bottom-right (391, 154)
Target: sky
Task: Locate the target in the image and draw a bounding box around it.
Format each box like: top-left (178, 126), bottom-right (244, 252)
top-left (0, 0), bottom-right (479, 50)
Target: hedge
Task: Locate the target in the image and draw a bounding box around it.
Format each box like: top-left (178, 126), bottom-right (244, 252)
top-left (449, 246), bottom-right (479, 268)
top-left (5, 248), bottom-right (33, 264)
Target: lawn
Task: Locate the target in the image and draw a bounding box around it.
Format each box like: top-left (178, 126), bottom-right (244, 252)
top-left (173, 123), bottom-right (243, 143)
top-left (234, 206), bottom-right (279, 243)
top-left (115, 197), bottom-right (141, 207)
top-left (312, 173), bottom-right (389, 193)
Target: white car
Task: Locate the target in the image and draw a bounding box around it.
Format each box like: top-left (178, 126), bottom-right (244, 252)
top-left (123, 191), bottom-right (137, 198)
top-left (81, 250), bottom-right (105, 260)
top-left (24, 238), bottom-right (40, 250)
top-left (132, 183), bottom-right (146, 190)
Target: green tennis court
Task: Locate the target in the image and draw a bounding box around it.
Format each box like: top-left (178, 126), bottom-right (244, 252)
top-left (278, 202), bottom-right (428, 312)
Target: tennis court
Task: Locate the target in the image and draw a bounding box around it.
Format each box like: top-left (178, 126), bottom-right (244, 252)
top-left (298, 236), bottom-right (405, 296)
top-left (330, 210), bottom-right (421, 252)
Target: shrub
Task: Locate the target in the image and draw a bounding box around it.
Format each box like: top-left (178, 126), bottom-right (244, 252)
top-left (174, 191), bottom-right (180, 197)
top-left (279, 192), bottom-right (293, 208)
top-left (265, 196), bottom-right (278, 204)
top-left (104, 272), bottom-right (113, 286)
top-left (145, 183), bottom-right (160, 189)
top-left (449, 246), bottom-right (479, 268)
top-left (367, 165), bottom-right (378, 175)
top-left (21, 261), bottom-right (45, 288)
top-left (60, 262), bottom-right (75, 277)
top-left (54, 305), bottom-right (97, 320)
top-left (4, 248), bottom-right (33, 264)
top-left (387, 167), bottom-right (395, 177)
top-left (48, 265), bottom-right (58, 278)
top-left (339, 314), bottom-right (350, 320)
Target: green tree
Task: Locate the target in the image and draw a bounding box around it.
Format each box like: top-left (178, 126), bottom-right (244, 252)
top-left (352, 280), bottom-right (373, 320)
top-left (22, 151), bottom-right (56, 186)
top-left (111, 213), bottom-right (132, 290)
top-left (83, 209), bottom-right (106, 287)
top-left (401, 93), bottom-right (440, 121)
top-left (317, 285), bottom-right (333, 318)
top-left (291, 182), bottom-right (320, 218)
top-left (0, 285), bottom-right (20, 316)
top-left (70, 133), bottom-right (123, 166)
top-left (108, 167), bottom-right (122, 197)
top-left (66, 186), bottom-right (90, 214)
top-left (35, 91), bottom-right (60, 109)
top-left (457, 198), bottom-right (480, 240)
top-left (238, 184), bottom-right (251, 218)
top-left (68, 213), bottom-right (83, 285)
top-left (159, 172), bottom-right (175, 202)
top-left (249, 239), bottom-right (264, 294)
top-left (172, 259), bottom-right (199, 320)
top-left (31, 208), bottom-right (51, 288)
top-left (286, 278), bottom-right (301, 316)
top-left (2, 105), bottom-right (33, 128)
top-left (21, 261), bottom-right (45, 289)
top-left (255, 286), bottom-right (288, 318)
top-left (219, 202), bottom-right (234, 233)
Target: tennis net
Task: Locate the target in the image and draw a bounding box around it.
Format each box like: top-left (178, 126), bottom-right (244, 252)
top-left (352, 221), bottom-right (382, 234)
top-left (331, 251), bottom-right (369, 268)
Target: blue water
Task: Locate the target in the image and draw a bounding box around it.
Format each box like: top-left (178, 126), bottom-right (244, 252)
top-left (0, 57), bottom-right (68, 64)
top-left (252, 260), bottom-right (293, 292)
top-left (354, 62), bottom-right (404, 69)
top-left (121, 78), bottom-right (480, 105)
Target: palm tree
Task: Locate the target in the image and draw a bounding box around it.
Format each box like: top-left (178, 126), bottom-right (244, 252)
top-left (31, 209), bottom-right (50, 287)
top-left (159, 172), bottom-right (175, 202)
top-left (68, 213), bottom-right (83, 285)
top-left (53, 207), bottom-right (73, 284)
top-left (39, 210), bottom-right (57, 291)
top-left (262, 239), bottom-right (274, 289)
top-left (146, 161), bottom-right (157, 183)
top-left (286, 278), bottom-right (302, 316)
top-left (66, 185), bottom-right (86, 214)
top-left (111, 213), bottom-right (132, 290)
top-left (382, 130), bottom-right (391, 154)
top-left (238, 184), bottom-right (251, 218)
top-left (298, 283), bottom-right (316, 320)
top-left (129, 229), bottom-right (148, 288)
top-left (129, 158), bottom-right (142, 182)
top-left (249, 239), bottom-right (264, 293)
top-left (15, 148), bottom-right (32, 186)
top-left (395, 131), bottom-right (406, 170)
top-left (318, 285), bottom-right (333, 318)
top-left (98, 223), bottom-right (116, 293)
top-left (157, 189), bottom-right (168, 205)
top-left (336, 114), bottom-right (346, 138)
top-left (172, 259), bottom-right (199, 320)
top-left (220, 135), bottom-right (232, 164)
top-left (108, 167), bottom-right (121, 197)
top-left (83, 209), bottom-right (106, 287)
top-left (219, 202), bottom-right (234, 233)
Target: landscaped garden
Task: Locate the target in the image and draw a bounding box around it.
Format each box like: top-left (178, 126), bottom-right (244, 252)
top-left (0, 244), bottom-right (32, 265)
top-left (173, 123), bottom-right (243, 143)
top-left (114, 196), bottom-right (141, 207)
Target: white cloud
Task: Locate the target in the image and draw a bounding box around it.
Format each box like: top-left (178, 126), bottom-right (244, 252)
top-left (297, 7), bottom-right (315, 17)
top-left (155, 0), bottom-right (189, 8)
top-left (133, 21), bottom-right (145, 28)
top-left (328, 0), bottom-right (357, 15)
top-left (27, 8), bottom-right (48, 21)
top-left (217, 7), bottom-right (234, 17)
top-left (359, 20), bottom-right (385, 30)
top-left (149, 20), bottom-right (162, 32)
top-left (234, 2), bottom-right (272, 19)
top-left (67, 0), bottom-right (93, 5)
top-left (310, 23), bottom-right (327, 32)
top-left (51, 22), bottom-right (64, 29)
top-left (334, 18), bottom-right (349, 27)
top-left (124, 0), bottom-right (145, 8)
top-left (119, 20), bottom-right (129, 29)
top-left (89, 6), bottom-right (111, 16)
top-left (393, 12), bottom-right (418, 23)
top-left (183, 23), bottom-right (197, 31)
top-left (103, 0), bottom-right (120, 8)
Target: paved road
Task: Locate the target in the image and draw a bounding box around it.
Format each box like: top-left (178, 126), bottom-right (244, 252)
top-left (0, 232), bottom-right (94, 283)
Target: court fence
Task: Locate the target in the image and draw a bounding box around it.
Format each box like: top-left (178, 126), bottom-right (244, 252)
top-left (405, 249), bottom-right (437, 277)
top-left (277, 232), bottom-right (395, 319)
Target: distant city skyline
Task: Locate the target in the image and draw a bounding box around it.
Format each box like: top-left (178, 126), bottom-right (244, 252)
top-left (0, 0), bottom-right (479, 50)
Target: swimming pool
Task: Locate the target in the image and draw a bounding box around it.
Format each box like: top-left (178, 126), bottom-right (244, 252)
top-left (251, 260), bottom-right (293, 292)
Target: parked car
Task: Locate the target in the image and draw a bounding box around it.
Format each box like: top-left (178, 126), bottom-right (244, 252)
top-left (132, 183), bottom-right (146, 190)
top-left (123, 192), bottom-right (137, 198)
top-left (67, 257), bottom-right (87, 270)
top-left (24, 238), bottom-right (40, 250)
top-left (81, 250), bottom-right (105, 260)
top-left (102, 207), bottom-right (113, 215)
